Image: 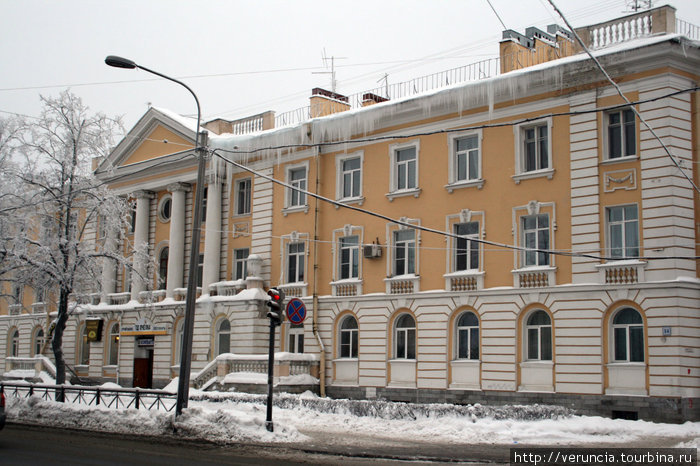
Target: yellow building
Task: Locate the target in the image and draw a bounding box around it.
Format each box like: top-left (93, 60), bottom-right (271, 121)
top-left (2, 5), bottom-right (698, 422)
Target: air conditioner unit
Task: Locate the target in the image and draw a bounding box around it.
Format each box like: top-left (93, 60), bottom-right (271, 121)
top-left (363, 244), bottom-right (382, 258)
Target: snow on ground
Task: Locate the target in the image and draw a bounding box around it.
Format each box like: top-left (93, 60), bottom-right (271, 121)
top-left (4, 382), bottom-right (699, 451)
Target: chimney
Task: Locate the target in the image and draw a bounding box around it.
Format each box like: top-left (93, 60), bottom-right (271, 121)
top-left (309, 88), bottom-right (350, 118)
top-left (499, 25), bottom-right (574, 73)
top-left (362, 92), bottom-right (389, 107)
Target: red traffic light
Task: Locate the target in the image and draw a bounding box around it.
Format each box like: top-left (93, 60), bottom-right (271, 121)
top-left (267, 288), bottom-right (285, 302)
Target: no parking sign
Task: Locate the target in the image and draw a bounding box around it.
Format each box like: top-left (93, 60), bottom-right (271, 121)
top-left (285, 298), bottom-right (307, 324)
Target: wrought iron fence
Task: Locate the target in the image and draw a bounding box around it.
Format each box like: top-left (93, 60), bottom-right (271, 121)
top-left (0, 382), bottom-right (177, 412)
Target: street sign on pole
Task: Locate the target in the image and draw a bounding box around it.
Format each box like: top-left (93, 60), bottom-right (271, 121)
top-left (285, 298), bottom-right (307, 325)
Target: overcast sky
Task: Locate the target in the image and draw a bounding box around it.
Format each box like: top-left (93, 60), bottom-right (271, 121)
top-left (2, 0), bottom-right (699, 134)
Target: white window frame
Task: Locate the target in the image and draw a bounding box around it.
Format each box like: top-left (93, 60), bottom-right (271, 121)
top-left (107, 323), bottom-right (120, 366)
top-left (524, 310), bottom-right (552, 361)
top-left (339, 315), bottom-right (359, 359)
top-left (331, 225), bottom-right (363, 296)
top-left (387, 140), bottom-right (421, 200)
top-left (284, 162), bottom-right (309, 213)
top-left (513, 118), bottom-right (554, 183)
top-left (455, 311), bottom-right (480, 360)
top-left (394, 314), bottom-right (416, 360)
top-left (79, 324), bottom-right (90, 366)
top-left (232, 248), bottom-right (249, 281)
top-left (453, 221), bottom-right (480, 272)
top-left (604, 107), bottom-right (637, 162)
top-left (215, 317), bottom-right (231, 356)
top-left (611, 307), bottom-right (645, 363)
top-left (234, 177), bottom-right (252, 216)
top-left (286, 241), bottom-right (306, 284)
top-left (392, 229), bottom-right (416, 277)
top-left (287, 323), bottom-right (304, 353)
top-left (446, 130), bottom-right (484, 191)
top-left (335, 151), bottom-right (364, 204)
top-left (521, 213), bottom-right (551, 268)
top-left (338, 235), bottom-right (360, 280)
top-left (9, 328), bottom-right (19, 357)
top-left (605, 204), bottom-right (639, 259)
top-left (32, 327), bottom-right (44, 357)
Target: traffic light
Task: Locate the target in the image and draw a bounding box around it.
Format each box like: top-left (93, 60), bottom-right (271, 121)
top-left (266, 288), bottom-right (285, 325)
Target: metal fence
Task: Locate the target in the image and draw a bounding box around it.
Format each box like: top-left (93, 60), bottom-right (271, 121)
top-left (0, 382), bottom-right (177, 412)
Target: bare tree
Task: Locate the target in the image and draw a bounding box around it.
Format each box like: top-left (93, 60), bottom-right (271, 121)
top-left (1, 91), bottom-right (133, 386)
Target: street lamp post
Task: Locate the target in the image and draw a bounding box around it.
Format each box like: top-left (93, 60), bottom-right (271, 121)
top-left (105, 55), bottom-right (206, 416)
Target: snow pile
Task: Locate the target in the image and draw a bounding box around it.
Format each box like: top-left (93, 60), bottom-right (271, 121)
top-left (4, 388), bottom-right (698, 449)
top-left (5, 394), bottom-right (303, 444)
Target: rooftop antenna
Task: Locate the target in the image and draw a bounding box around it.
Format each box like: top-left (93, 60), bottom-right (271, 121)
top-left (626, 0), bottom-right (653, 12)
top-left (312, 48), bottom-right (347, 93)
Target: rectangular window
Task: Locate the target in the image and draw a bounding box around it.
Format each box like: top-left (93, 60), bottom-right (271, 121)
top-left (454, 222), bottom-right (479, 271)
top-left (454, 135), bottom-right (479, 182)
top-left (196, 253), bottom-right (204, 288)
top-left (522, 214), bottom-right (550, 267)
top-left (395, 147), bottom-right (417, 191)
top-left (341, 156), bottom-right (362, 199)
top-left (607, 205), bottom-right (639, 259)
top-left (233, 248), bottom-right (249, 280)
top-left (339, 235), bottom-right (359, 279)
top-left (287, 242), bottom-right (305, 283)
top-left (522, 124), bottom-right (549, 172)
top-left (393, 229), bottom-right (416, 276)
top-left (235, 178), bottom-right (251, 216)
top-left (607, 109), bottom-right (636, 159)
top-left (288, 167), bottom-right (307, 207)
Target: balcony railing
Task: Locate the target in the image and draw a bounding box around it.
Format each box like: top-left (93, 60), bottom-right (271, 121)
top-left (384, 275), bottom-right (420, 294)
top-left (596, 260), bottom-right (646, 285)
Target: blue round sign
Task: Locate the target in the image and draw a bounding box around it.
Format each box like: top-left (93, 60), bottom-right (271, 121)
top-left (285, 298), bottom-right (307, 324)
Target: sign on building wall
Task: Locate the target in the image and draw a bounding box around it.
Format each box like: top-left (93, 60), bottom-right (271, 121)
top-left (85, 319), bottom-right (104, 342)
top-left (121, 317), bottom-right (167, 336)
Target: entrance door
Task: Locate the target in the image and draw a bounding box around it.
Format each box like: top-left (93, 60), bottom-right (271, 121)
top-left (132, 337), bottom-right (154, 388)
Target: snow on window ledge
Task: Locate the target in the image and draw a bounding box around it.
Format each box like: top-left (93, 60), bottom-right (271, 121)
top-left (444, 179), bottom-right (484, 193)
top-left (385, 188), bottom-right (421, 202)
top-left (512, 168), bottom-right (555, 184)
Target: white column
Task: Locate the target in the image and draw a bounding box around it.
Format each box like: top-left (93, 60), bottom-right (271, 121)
top-left (100, 219), bottom-right (118, 304)
top-left (201, 176), bottom-right (222, 294)
top-left (131, 190), bottom-right (154, 301)
top-left (166, 183), bottom-right (190, 298)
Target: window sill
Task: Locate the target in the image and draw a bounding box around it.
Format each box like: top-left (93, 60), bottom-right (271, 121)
top-left (282, 205), bottom-right (309, 216)
top-left (444, 179), bottom-right (484, 193)
top-left (334, 196), bottom-right (365, 209)
top-left (596, 260), bottom-right (646, 285)
top-left (386, 188), bottom-right (421, 202)
top-left (512, 168), bottom-right (554, 184)
top-left (232, 212), bottom-right (251, 219)
top-left (601, 155), bottom-right (638, 166)
top-left (450, 359), bottom-right (481, 365)
top-left (278, 282), bottom-right (308, 298)
top-left (606, 362), bottom-right (645, 368)
top-left (520, 360), bottom-right (554, 368)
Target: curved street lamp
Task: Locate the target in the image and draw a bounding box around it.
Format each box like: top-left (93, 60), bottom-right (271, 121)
top-left (105, 55), bottom-right (206, 416)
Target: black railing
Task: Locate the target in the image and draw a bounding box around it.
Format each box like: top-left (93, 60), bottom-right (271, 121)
top-left (0, 382), bottom-right (177, 412)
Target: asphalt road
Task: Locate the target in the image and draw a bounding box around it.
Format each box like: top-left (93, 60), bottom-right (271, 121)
top-left (0, 423), bottom-right (500, 465)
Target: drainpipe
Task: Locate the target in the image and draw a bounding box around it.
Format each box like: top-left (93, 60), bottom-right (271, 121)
top-left (312, 145), bottom-right (326, 397)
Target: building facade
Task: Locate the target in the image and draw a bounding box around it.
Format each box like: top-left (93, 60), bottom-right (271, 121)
top-left (2, 6), bottom-right (699, 422)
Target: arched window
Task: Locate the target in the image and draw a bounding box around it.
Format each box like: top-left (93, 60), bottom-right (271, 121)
top-left (394, 314), bottom-right (416, 359)
top-left (612, 308), bottom-right (644, 362)
top-left (525, 310), bottom-right (552, 361)
top-left (456, 312), bottom-right (479, 360)
top-left (108, 323), bottom-right (120, 366)
top-left (339, 315), bottom-right (358, 358)
top-left (79, 324), bottom-right (90, 366)
top-left (9, 329), bottom-right (19, 357)
top-left (216, 318), bottom-right (231, 355)
top-left (173, 318), bottom-right (184, 365)
top-left (158, 247), bottom-right (169, 290)
top-left (32, 327), bottom-right (45, 357)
